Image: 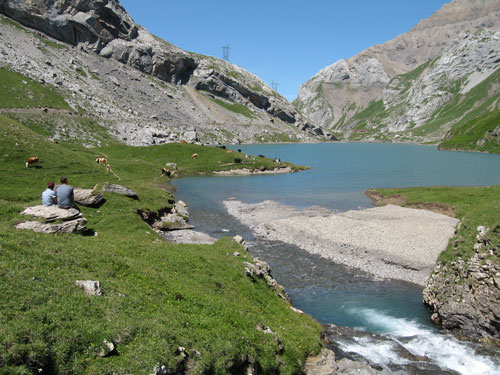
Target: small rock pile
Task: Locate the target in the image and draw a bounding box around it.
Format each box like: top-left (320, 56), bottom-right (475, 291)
top-left (423, 225), bottom-right (500, 339)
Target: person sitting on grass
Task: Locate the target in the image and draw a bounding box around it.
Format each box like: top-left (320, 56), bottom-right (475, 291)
top-left (56, 176), bottom-right (77, 210)
top-left (41, 181), bottom-right (58, 206)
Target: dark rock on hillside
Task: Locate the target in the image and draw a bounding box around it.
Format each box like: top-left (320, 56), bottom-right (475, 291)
top-left (423, 225), bottom-right (500, 339)
top-left (102, 184), bottom-right (138, 198)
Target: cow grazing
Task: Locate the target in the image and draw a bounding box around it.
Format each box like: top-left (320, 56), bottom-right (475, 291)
top-left (161, 168), bottom-right (172, 177)
top-left (234, 158), bottom-right (242, 164)
top-left (26, 156), bottom-right (39, 167)
top-left (96, 158), bottom-right (107, 165)
top-left (181, 140), bottom-right (188, 144)
top-left (226, 150), bottom-right (232, 154)
top-left (191, 153), bottom-right (198, 159)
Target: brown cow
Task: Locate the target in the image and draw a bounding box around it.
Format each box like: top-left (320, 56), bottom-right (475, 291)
top-left (26, 156), bottom-right (39, 167)
top-left (191, 153), bottom-right (198, 159)
top-left (96, 158), bottom-right (107, 165)
top-left (181, 140), bottom-right (188, 144)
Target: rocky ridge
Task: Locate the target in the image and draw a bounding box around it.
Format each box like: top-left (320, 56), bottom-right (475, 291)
top-left (0, 0), bottom-right (334, 146)
top-left (423, 225), bottom-right (500, 340)
top-left (295, 0), bottom-right (500, 143)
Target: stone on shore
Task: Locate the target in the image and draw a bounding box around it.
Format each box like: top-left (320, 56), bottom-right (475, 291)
top-left (159, 230), bottom-right (216, 244)
top-left (153, 201), bottom-right (191, 231)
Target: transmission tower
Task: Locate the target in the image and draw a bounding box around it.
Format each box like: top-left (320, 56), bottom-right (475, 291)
top-left (222, 45), bottom-right (230, 61)
top-left (272, 81), bottom-right (279, 91)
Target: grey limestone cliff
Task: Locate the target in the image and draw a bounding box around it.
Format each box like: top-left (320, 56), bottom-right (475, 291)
top-left (0, 0), bottom-right (333, 145)
top-left (295, 0), bottom-right (500, 143)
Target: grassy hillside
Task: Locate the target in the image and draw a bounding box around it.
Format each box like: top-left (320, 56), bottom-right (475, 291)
top-left (0, 116), bottom-right (321, 374)
top-left (438, 109), bottom-right (500, 153)
top-left (417, 67), bottom-right (500, 146)
top-left (371, 186), bottom-right (500, 264)
top-left (0, 67), bottom-right (71, 110)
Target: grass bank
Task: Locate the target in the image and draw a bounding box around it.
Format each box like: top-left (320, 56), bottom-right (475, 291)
top-left (0, 115), bottom-right (321, 374)
top-left (369, 186), bottom-right (500, 264)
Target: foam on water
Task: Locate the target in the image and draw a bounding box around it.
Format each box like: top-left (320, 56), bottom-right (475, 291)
top-left (340, 308), bottom-right (500, 375)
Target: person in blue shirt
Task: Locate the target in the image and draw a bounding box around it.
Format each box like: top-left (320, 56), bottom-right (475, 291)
top-left (56, 176), bottom-right (76, 209)
top-left (41, 181), bottom-right (58, 206)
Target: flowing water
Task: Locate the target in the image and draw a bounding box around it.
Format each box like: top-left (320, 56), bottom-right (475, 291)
top-left (173, 143), bottom-right (500, 374)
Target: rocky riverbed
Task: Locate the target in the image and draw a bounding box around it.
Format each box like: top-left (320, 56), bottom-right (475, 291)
top-left (223, 200), bottom-right (459, 286)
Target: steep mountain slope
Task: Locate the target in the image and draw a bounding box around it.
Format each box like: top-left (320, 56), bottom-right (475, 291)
top-left (0, 0), bottom-right (334, 146)
top-left (295, 0), bottom-right (500, 147)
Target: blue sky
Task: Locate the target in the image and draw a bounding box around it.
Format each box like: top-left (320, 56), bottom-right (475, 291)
top-left (120, 0), bottom-right (450, 101)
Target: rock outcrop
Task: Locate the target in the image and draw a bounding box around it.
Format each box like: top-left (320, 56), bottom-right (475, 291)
top-left (20, 205), bottom-right (81, 221)
top-left (0, 0), bottom-right (333, 145)
top-left (0, 0), bottom-right (138, 51)
top-left (73, 187), bottom-right (104, 206)
top-left (423, 225), bottom-right (500, 339)
top-left (295, 0), bottom-right (500, 143)
top-left (304, 348), bottom-right (380, 375)
top-left (102, 184), bottom-right (138, 199)
top-left (17, 205), bottom-right (87, 233)
top-left (16, 217), bottom-right (88, 233)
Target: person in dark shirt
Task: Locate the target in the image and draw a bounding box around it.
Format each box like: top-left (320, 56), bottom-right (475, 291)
top-left (56, 176), bottom-right (75, 209)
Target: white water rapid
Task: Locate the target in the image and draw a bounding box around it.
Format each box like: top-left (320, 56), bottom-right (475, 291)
top-left (336, 309), bottom-right (500, 375)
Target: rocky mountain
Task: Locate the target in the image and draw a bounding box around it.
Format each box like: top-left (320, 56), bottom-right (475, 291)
top-left (0, 0), bottom-right (334, 146)
top-left (295, 0), bottom-right (500, 146)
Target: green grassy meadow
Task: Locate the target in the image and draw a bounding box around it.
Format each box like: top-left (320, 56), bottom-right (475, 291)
top-left (0, 115), bottom-right (321, 374)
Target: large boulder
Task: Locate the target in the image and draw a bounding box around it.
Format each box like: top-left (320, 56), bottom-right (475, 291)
top-left (18, 205), bottom-right (87, 233)
top-left (16, 217), bottom-right (87, 233)
top-left (102, 184), bottom-right (138, 199)
top-left (73, 188), bottom-right (104, 207)
top-left (21, 205), bottom-right (81, 222)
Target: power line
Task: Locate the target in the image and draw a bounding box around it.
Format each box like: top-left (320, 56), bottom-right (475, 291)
top-left (222, 45), bottom-right (230, 61)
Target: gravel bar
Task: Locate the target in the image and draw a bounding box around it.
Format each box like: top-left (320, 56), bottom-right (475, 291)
top-left (223, 200), bottom-right (459, 286)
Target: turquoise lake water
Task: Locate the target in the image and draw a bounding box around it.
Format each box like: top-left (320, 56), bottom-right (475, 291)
top-left (173, 143), bottom-right (500, 373)
top-left (176, 143), bottom-right (500, 211)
